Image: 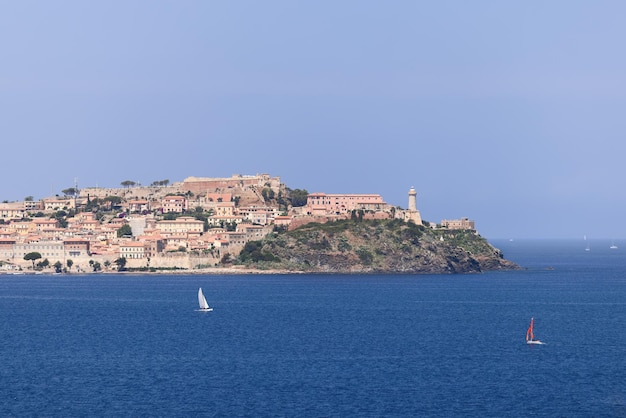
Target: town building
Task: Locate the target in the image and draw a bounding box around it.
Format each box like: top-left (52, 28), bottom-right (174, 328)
top-left (156, 216), bottom-right (204, 235)
top-left (441, 217), bottom-right (475, 230)
top-left (0, 202), bottom-right (26, 220)
top-left (119, 241), bottom-right (146, 259)
top-left (305, 193), bottom-right (387, 216)
top-left (161, 196), bottom-right (188, 213)
top-left (43, 198), bottom-right (76, 212)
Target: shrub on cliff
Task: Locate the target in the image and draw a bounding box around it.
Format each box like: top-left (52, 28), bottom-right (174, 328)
top-left (239, 241), bottom-right (280, 263)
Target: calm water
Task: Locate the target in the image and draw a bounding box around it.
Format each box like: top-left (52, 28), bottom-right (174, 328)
top-left (1, 239), bottom-right (626, 417)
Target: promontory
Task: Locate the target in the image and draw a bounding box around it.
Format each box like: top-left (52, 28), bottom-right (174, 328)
top-left (0, 174), bottom-right (519, 274)
top-left (236, 218), bottom-right (518, 274)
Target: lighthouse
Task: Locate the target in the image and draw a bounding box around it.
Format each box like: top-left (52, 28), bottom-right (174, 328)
top-left (408, 187), bottom-right (417, 212)
top-left (406, 187), bottom-right (422, 225)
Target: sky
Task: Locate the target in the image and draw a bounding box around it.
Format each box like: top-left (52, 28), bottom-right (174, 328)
top-left (2, 1), bottom-right (626, 239)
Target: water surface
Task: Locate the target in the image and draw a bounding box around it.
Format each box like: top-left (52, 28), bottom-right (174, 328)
top-left (1, 239), bottom-right (625, 416)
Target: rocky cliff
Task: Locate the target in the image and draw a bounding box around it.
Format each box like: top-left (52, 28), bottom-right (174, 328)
top-left (237, 219), bottom-right (519, 274)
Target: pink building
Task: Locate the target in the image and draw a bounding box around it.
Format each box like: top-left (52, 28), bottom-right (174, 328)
top-left (127, 199), bottom-right (151, 213)
top-left (64, 238), bottom-right (91, 257)
top-left (306, 193), bottom-right (387, 215)
top-left (161, 196), bottom-right (188, 213)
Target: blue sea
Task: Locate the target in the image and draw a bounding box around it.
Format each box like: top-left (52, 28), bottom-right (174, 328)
top-left (1, 239), bottom-right (626, 417)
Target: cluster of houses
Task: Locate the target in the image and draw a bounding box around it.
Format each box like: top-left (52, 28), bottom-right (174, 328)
top-left (0, 192), bottom-right (276, 271)
top-left (0, 174), bottom-right (473, 272)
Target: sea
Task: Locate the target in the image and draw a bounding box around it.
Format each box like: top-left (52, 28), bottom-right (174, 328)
top-left (1, 239), bottom-right (625, 417)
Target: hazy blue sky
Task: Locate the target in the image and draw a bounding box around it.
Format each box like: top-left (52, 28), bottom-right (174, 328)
top-left (2, 1), bottom-right (625, 239)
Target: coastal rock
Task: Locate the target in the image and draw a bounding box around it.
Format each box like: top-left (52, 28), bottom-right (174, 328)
top-left (237, 219), bottom-right (519, 274)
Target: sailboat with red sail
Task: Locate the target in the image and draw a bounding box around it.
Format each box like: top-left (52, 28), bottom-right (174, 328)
top-left (526, 317), bottom-right (544, 345)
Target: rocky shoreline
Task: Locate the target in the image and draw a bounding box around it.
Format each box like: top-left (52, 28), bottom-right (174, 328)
top-left (234, 219), bottom-right (520, 275)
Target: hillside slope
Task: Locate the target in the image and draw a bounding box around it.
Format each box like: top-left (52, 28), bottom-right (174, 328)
top-left (237, 219), bottom-right (519, 274)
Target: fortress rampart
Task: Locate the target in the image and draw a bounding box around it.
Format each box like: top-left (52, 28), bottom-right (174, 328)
top-left (182, 174), bottom-right (281, 195)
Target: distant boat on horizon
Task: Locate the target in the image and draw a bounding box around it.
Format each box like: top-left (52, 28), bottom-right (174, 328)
top-left (610, 240), bottom-right (618, 249)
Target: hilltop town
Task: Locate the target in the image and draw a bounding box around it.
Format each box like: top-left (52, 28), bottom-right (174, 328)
top-left (0, 174), bottom-right (478, 273)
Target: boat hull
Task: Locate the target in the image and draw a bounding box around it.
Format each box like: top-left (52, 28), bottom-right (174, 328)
top-left (196, 308), bottom-right (213, 312)
top-left (526, 340), bottom-right (544, 345)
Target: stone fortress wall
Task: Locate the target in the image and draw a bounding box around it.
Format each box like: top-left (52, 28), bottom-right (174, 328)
top-left (80, 183), bottom-right (183, 200)
top-left (181, 174), bottom-right (281, 195)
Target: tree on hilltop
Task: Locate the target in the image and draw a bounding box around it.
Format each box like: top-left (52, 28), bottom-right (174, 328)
top-left (121, 180), bottom-right (136, 188)
top-left (101, 196), bottom-right (122, 211)
top-left (288, 188), bottom-right (308, 207)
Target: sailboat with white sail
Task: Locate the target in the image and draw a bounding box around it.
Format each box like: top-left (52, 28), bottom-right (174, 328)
top-left (526, 317), bottom-right (544, 345)
top-left (197, 287), bottom-right (213, 312)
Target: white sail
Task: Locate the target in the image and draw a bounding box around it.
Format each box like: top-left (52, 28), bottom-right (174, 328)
top-left (198, 287), bottom-right (211, 310)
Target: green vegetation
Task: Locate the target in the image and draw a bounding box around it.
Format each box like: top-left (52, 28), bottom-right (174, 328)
top-left (104, 196), bottom-right (122, 205)
top-left (89, 260), bottom-right (102, 272)
top-left (114, 257), bottom-right (127, 271)
top-left (262, 188), bottom-right (275, 202)
top-left (356, 247), bottom-right (373, 265)
top-left (221, 253), bottom-right (233, 264)
top-left (239, 241), bottom-right (280, 263)
top-left (233, 218), bottom-right (514, 274)
top-left (61, 187), bottom-right (78, 197)
top-left (117, 224), bottom-right (132, 237)
top-left (192, 210), bottom-right (210, 232)
top-left (438, 229), bottom-right (491, 255)
top-left (24, 252), bottom-right (42, 268)
top-left (287, 188), bottom-right (308, 207)
top-left (51, 210), bottom-right (67, 227)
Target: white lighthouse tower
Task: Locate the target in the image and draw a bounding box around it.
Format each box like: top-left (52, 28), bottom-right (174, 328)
top-left (406, 186), bottom-right (422, 224)
top-left (408, 187), bottom-right (417, 211)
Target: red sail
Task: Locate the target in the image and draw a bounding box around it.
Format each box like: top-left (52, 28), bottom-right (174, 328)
top-left (526, 317), bottom-right (534, 342)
